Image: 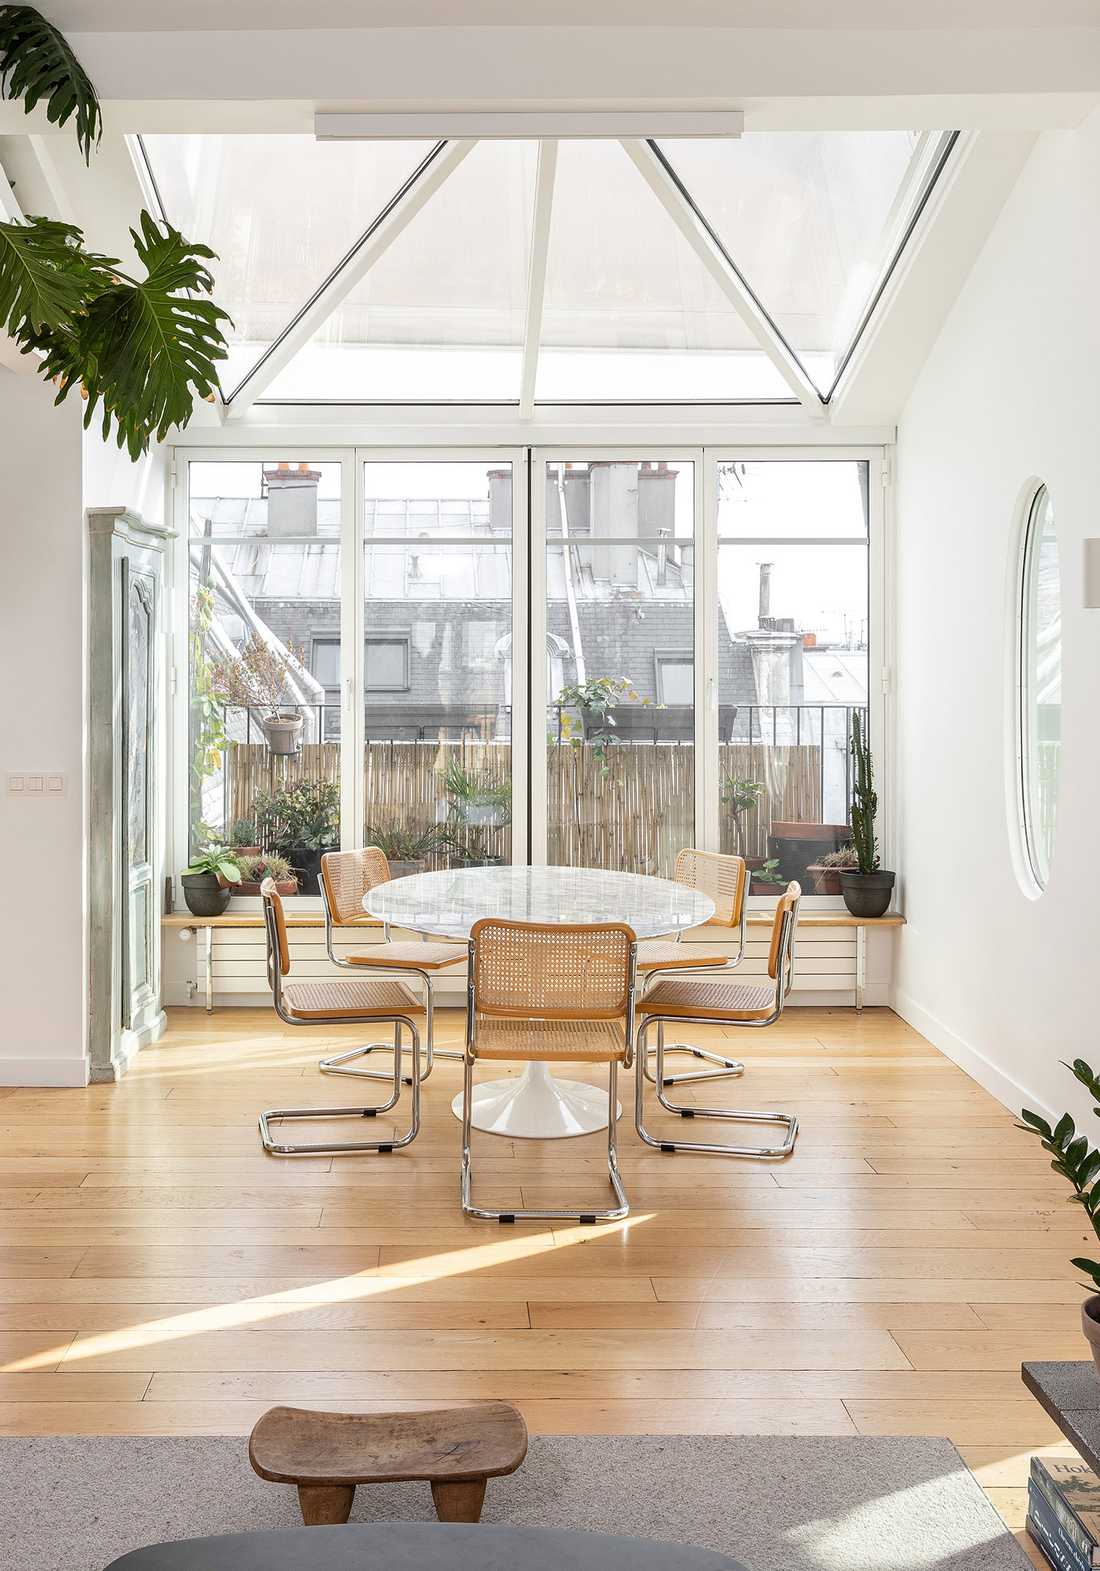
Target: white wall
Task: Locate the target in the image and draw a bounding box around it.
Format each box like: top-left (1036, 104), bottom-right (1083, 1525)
top-left (0, 376), bottom-right (87, 1085)
top-left (894, 109), bottom-right (1100, 1125)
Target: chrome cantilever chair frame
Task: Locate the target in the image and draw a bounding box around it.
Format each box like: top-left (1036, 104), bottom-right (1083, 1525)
top-left (318, 851), bottom-right (462, 1086)
top-left (635, 889), bottom-right (800, 1160)
top-left (641, 849), bottom-right (750, 1091)
top-left (258, 885), bottom-right (422, 1157)
top-left (460, 919), bottom-right (637, 1226)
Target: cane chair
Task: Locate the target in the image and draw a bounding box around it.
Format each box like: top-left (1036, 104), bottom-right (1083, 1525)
top-left (637, 849), bottom-right (749, 1091)
top-left (635, 882), bottom-right (801, 1160)
top-left (462, 918), bottom-right (637, 1224)
top-left (258, 879), bottom-right (422, 1156)
top-left (319, 849), bottom-right (464, 1084)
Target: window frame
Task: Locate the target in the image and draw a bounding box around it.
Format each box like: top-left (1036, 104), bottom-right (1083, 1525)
top-left (363, 632), bottom-right (412, 694)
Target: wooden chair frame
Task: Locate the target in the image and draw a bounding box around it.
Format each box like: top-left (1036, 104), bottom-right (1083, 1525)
top-left (258, 880), bottom-right (422, 1157)
top-left (461, 918), bottom-right (637, 1224)
top-left (635, 884), bottom-right (801, 1160)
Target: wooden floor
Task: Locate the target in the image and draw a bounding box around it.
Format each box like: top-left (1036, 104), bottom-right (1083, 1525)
top-left (0, 1004), bottom-right (1084, 1563)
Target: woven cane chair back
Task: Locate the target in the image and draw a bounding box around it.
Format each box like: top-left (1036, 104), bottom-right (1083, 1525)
top-left (470, 919), bottom-right (634, 1021)
top-left (672, 849), bottom-right (747, 928)
top-left (321, 848), bottom-right (392, 925)
top-left (768, 881), bottom-right (802, 980)
top-left (260, 877), bottom-right (291, 978)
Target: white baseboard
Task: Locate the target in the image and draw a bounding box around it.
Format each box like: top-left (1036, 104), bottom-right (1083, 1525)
top-left (892, 987), bottom-right (1055, 1125)
top-left (0, 1055), bottom-right (90, 1088)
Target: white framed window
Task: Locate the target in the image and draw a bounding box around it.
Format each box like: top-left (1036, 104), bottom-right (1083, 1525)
top-left (1014, 483), bottom-right (1061, 894)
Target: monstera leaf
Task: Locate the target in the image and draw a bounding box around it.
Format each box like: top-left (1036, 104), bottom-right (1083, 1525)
top-left (0, 4), bottom-right (102, 162)
top-left (0, 213), bottom-right (99, 337)
top-left (46, 212), bottom-right (232, 458)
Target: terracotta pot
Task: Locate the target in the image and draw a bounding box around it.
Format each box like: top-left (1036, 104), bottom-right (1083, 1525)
top-left (1082, 1296), bottom-right (1100, 1376)
top-left (807, 863), bottom-right (846, 896)
top-left (238, 879), bottom-right (297, 898)
top-left (752, 878), bottom-right (786, 895)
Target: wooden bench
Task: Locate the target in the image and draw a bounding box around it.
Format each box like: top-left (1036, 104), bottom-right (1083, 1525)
top-left (249, 1402), bottom-right (528, 1525)
top-left (163, 910), bottom-right (904, 1013)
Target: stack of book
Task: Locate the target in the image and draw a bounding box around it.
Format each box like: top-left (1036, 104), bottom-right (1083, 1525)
top-left (1029, 1457), bottom-right (1100, 1571)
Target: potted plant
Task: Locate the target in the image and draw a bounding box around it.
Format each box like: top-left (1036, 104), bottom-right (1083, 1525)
top-left (721, 774), bottom-right (764, 859)
top-left (208, 636), bottom-right (305, 756)
top-left (230, 818), bottom-right (260, 857)
top-left (556, 675), bottom-right (648, 775)
top-left (235, 852), bottom-right (297, 898)
top-left (364, 824), bottom-right (445, 879)
top-left (181, 844), bottom-right (241, 917)
top-left (253, 780), bottom-right (340, 895)
top-left (807, 844), bottom-right (859, 896)
top-left (1020, 1061), bottom-right (1100, 1374)
top-left (750, 857), bottom-right (786, 895)
top-left (840, 712), bottom-right (896, 918)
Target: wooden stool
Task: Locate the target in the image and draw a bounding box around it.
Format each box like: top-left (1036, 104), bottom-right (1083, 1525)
top-left (248, 1403), bottom-right (528, 1526)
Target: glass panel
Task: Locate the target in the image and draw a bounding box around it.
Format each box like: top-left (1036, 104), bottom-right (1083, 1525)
top-left (264, 143), bottom-right (535, 401)
top-left (536, 141), bottom-right (818, 402)
top-left (715, 460), bottom-right (868, 892)
top-left (362, 462), bottom-right (513, 869)
top-left (1020, 486), bottom-right (1060, 889)
top-left (545, 459), bottom-right (694, 876)
top-left (658, 132), bottom-right (950, 394)
top-left (142, 135), bottom-right (433, 393)
top-left (188, 459), bottom-right (341, 896)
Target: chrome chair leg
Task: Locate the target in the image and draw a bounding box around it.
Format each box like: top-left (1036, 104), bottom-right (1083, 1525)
top-left (319, 974), bottom-right (461, 1085)
top-left (634, 1017), bottom-right (797, 1160)
top-left (261, 1019), bottom-right (421, 1156)
top-left (461, 1057), bottom-right (629, 1224)
top-left (642, 1020), bottom-right (745, 1087)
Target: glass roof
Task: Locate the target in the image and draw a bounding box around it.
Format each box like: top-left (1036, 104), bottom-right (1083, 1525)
top-left (141, 130), bottom-right (956, 407)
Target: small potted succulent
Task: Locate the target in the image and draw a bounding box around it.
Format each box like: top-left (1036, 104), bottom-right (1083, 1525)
top-left (181, 844), bottom-right (241, 917)
top-left (839, 711), bottom-right (896, 918)
top-left (235, 852), bottom-right (297, 897)
top-left (807, 844), bottom-right (859, 896)
top-left (1020, 1061), bottom-right (1100, 1375)
top-left (750, 857), bottom-right (786, 895)
top-left (208, 636), bottom-right (306, 756)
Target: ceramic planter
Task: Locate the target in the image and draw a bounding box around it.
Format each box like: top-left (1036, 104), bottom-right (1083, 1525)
top-left (288, 844), bottom-right (339, 896)
top-left (181, 872), bottom-right (232, 917)
top-left (840, 869), bottom-right (896, 918)
top-left (1083, 1296), bottom-right (1100, 1377)
top-left (385, 859), bottom-right (426, 880)
top-left (262, 712), bottom-right (303, 756)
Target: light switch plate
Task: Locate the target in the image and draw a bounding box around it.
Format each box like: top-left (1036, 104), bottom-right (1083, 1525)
top-left (6, 772), bottom-right (66, 796)
top-left (6, 774), bottom-right (24, 795)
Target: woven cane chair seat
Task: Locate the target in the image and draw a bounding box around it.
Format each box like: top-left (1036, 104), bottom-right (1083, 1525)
top-left (639, 977), bottom-right (777, 1022)
top-left (636, 940), bottom-right (728, 972)
top-left (473, 1016), bottom-right (628, 1063)
top-left (282, 978), bottom-right (419, 1021)
top-left (346, 942), bottom-right (465, 972)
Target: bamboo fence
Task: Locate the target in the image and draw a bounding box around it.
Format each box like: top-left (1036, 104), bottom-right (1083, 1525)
top-left (224, 739), bottom-right (824, 874)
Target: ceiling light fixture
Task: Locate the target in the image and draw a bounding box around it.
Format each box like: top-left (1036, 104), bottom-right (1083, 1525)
top-left (315, 110), bottom-right (743, 141)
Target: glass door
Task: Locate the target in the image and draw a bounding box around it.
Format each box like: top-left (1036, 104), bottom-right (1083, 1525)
top-left (354, 452), bottom-right (527, 871)
top-left (530, 451), bottom-right (701, 875)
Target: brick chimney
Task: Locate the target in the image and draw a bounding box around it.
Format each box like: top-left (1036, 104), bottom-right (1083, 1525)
top-left (263, 462), bottom-right (321, 538)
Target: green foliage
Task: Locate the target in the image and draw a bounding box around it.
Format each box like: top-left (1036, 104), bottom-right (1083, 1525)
top-left (252, 781), bottom-right (340, 854)
top-left (0, 5), bottom-right (102, 162)
top-left (849, 709), bottom-right (879, 875)
top-left (0, 13), bottom-right (230, 456)
top-left (1019, 1058), bottom-right (1100, 1294)
top-left (441, 758), bottom-right (512, 821)
top-left (557, 675), bottom-right (647, 775)
top-left (721, 773), bottom-right (764, 855)
top-left (184, 844), bottom-right (241, 884)
top-left (236, 852), bottom-right (295, 884)
top-left (752, 857), bottom-right (783, 886)
top-left (364, 824), bottom-right (446, 863)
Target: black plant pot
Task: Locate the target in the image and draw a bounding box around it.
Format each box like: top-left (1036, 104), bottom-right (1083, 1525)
top-left (181, 873), bottom-right (232, 918)
top-left (288, 844), bottom-right (339, 896)
top-left (840, 870), bottom-right (896, 919)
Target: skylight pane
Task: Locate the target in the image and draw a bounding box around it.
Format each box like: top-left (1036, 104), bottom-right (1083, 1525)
top-left (656, 132), bottom-right (951, 393)
top-left (535, 140), bottom-right (801, 402)
top-left (261, 141), bottom-right (535, 401)
top-left (141, 134), bottom-right (434, 393)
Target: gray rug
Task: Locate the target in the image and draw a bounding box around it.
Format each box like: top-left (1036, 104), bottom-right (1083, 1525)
top-left (1, 1434), bottom-right (1027, 1571)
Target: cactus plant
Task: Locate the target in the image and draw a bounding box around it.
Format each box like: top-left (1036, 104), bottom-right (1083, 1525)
top-left (850, 710), bottom-right (879, 875)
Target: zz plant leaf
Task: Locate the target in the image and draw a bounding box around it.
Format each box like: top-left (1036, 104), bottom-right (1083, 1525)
top-left (0, 4), bottom-right (101, 162)
top-left (1019, 1061), bottom-right (1100, 1295)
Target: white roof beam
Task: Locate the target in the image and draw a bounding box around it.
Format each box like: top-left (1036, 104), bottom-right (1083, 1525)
top-left (226, 137), bottom-right (475, 418)
top-left (519, 138), bottom-right (557, 421)
top-left (621, 137), bottom-right (823, 414)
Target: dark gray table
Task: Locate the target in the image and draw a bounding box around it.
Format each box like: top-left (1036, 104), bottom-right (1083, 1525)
top-left (1022, 1360), bottom-right (1100, 1471)
top-left (103, 1520), bottom-right (751, 1570)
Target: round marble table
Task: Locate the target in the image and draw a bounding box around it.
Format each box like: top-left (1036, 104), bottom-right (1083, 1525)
top-left (366, 866), bottom-right (714, 1139)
